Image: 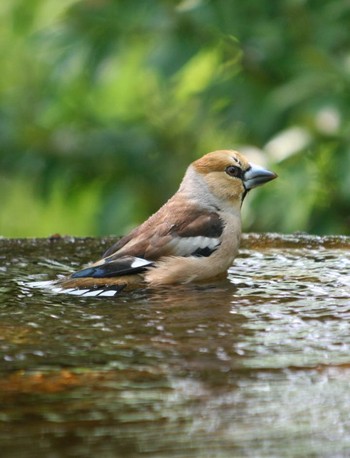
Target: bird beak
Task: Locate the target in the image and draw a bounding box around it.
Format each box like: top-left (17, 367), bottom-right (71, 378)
top-left (243, 163), bottom-right (277, 190)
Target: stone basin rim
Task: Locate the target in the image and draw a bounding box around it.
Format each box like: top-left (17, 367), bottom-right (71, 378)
top-left (1, 232), bottom-right (349, 250)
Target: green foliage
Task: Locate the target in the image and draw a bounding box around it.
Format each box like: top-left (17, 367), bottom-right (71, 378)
top-left (0, 175), bottom-right (102, 237)
top-left (0, 0), bottom-right (349, 236)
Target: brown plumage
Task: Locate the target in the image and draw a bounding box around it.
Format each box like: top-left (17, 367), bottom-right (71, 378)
top-left (55, 150), bottom-right (277, 297)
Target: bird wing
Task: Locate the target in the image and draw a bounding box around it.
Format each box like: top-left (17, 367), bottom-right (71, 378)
top-left (71, 256), bottom-right (153, 279)
top-left (72, 204), bottom-right (224, 279)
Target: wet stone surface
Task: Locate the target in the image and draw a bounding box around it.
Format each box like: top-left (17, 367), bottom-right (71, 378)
top-left (0, 233), bottom-right (350, 457)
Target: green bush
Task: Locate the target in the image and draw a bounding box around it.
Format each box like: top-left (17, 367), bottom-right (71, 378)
top-left (0, 0), bottom-right (349, 236)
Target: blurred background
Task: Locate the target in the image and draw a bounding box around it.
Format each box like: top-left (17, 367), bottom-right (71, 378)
top-left (0, 0), bottom-right (349, 237)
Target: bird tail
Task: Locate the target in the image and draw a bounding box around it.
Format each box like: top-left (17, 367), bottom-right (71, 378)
top-left (53, 277), bottom-right (128, 297)
top-left (28, 275), bottom-right (144, 297)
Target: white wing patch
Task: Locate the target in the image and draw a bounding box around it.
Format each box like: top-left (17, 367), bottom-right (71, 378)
top-left (169, 236), bottom-right (220, 256)
top-left (131, 257), bottom-right (153, 269)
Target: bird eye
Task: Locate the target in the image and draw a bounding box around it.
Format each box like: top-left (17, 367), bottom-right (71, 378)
top-left (225, 165), bottom-right (243, 179)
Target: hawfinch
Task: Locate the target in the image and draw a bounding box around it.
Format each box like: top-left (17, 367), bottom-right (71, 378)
top-left (56, 150), bottom-right (276, 296)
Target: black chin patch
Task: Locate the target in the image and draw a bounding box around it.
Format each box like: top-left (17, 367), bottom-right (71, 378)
top-left (241, 188), bottom-right (249, 207)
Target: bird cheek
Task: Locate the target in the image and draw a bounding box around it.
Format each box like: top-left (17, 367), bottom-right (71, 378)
top-left (206, 174), bottom-right (242, 202)
top-left (227, 178), bottom-right (244, 197)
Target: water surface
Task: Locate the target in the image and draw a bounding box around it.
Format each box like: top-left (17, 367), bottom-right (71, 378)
top-left (1, 233), bottom-right (350, 457)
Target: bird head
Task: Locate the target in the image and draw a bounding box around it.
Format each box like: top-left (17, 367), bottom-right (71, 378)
top-left (191, 150), bottom-right (277, 209)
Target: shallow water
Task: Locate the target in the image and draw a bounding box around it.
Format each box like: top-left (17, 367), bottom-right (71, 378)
top-left (1, 233), bottom-right (350, 457)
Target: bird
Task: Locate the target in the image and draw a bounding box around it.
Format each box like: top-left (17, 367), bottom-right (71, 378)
top-left (54, 150), bottom-right (277, 297)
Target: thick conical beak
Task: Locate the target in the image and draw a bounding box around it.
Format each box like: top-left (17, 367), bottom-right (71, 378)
top-left (243, 163), bottom-right (277, 190)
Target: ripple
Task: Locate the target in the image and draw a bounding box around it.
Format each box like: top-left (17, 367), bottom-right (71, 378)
top-left (1, 235), bottom-right (350, 457)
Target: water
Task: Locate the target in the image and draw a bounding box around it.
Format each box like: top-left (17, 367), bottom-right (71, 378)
top-left (1, 233), bottom-right (350, 457)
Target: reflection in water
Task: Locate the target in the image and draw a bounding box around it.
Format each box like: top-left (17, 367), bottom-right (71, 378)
top-left (0, 234), bottom-right (350, 457)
